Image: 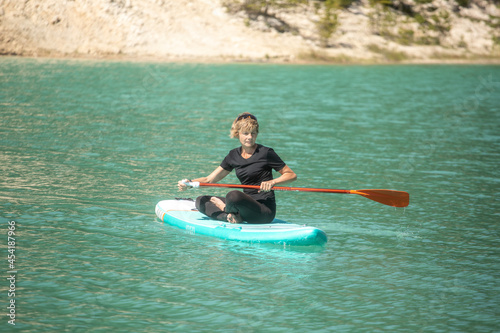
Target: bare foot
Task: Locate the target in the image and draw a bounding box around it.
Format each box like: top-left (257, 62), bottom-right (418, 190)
top-left (210, 197), bottom-right (226, 211)
top-left (227, 213), bottom-right (243, 224)
top-left (210, 197), bottom-right (242, 223)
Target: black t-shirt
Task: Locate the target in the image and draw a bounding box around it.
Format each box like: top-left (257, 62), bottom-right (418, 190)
top-left (220, 144), bottom-right (286, 203)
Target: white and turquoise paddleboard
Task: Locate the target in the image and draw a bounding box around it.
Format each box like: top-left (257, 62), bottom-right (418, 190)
top-left (155, 199), bottom-right (327, 246)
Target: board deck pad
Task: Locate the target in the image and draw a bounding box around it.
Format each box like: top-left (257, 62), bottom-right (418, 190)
top-left (155, 199), bottom-right (327, 246)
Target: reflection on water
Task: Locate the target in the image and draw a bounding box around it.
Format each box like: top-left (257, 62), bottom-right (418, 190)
top-left (1, 58), bottom-right (499, 332)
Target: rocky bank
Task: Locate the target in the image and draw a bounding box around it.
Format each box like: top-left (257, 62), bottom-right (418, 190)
top-left (0, 0), bottom-right (499, 63)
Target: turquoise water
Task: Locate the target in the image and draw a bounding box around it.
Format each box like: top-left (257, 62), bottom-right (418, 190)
top-left (1, 58), bottom-right (499, 332)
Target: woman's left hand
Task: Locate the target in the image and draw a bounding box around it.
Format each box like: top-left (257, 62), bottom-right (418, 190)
top-left (259, 180), bottom-right (275, 192)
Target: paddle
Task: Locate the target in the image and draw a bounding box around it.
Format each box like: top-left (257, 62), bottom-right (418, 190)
top-left (183, 182), bottom-right (410, 207)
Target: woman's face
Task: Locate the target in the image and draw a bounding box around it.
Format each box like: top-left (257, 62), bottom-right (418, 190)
top-left (238, 130), bottom-right (258, 149)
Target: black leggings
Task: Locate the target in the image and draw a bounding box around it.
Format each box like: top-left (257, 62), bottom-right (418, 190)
top-left (196, 190), bottom-right (276, 224)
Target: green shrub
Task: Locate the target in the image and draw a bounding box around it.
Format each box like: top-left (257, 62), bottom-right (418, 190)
top-left (456, 0), bottom-right (471, 7)
top-left (397, 28), bottom-right (415, 45)
top-left (416, 35), bottom-right (441, 45)
top-left (333, 0), bottom-right (357, 8)
top-left (317, 0), bottom-right (340, 46)
top-left (224, 0), bottom-right (308, 16)
top-left (367, 44), bottom-right (408, 61)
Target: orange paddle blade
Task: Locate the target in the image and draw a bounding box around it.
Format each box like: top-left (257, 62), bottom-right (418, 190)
top-left (350, 189), bottom-right (410, 207)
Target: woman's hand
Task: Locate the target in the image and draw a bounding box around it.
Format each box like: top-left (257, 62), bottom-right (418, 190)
top-left (177, 179), bottom-right (191, 191)
top-left (259, 180), bottom-right (276, 192)
top-left (258, 166), bottom-right (297, 193)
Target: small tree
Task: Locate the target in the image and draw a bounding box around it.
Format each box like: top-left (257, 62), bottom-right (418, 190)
top-left (317, 0), bottom-right (340, 47)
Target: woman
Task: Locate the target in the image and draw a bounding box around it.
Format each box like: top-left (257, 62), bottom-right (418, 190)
top-left (178, 113), bottom-right (297, 224)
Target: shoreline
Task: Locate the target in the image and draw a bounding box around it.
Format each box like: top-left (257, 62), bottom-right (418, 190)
top-left (3, 52), bottom-right (500, 66)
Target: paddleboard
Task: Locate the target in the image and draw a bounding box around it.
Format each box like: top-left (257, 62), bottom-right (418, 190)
top-left (155, 199), bottom-right (327, 246)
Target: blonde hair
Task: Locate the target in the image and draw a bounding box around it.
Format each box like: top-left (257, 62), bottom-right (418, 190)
top-left (230, 113), bottom-right (259, 138)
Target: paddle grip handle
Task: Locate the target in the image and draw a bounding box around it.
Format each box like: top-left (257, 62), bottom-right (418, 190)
top-left (183, 181), bottom-right (200, 188)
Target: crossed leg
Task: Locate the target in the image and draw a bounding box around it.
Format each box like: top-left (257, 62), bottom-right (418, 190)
top-left (196, 190), bottom-right (274, 224)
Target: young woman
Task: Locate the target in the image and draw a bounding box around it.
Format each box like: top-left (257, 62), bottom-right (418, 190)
top-left (178, 113), bottom-right (297, 224)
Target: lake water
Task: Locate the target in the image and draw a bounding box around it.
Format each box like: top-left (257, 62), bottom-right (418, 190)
top-left (1, 57), bottom-right (499, 332)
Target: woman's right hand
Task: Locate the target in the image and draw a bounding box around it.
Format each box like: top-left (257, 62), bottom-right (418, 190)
top-left (178, 179), bottom-right (190, 191)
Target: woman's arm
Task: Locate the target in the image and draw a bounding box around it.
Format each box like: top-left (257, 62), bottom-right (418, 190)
top-left (260, 165), bottom-right (297, 192)
top-left (178, 166), bottom-right (230, 191)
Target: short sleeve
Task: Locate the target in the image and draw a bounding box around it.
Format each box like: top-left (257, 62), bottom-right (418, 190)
top-left (220, 152), bottom-right (234, 172)
top-left (267, 148), bottom-right (286, 171)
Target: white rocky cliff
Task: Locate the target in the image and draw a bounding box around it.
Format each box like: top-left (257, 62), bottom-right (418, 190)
top-left (0, 0), bottom-right (499, 62)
